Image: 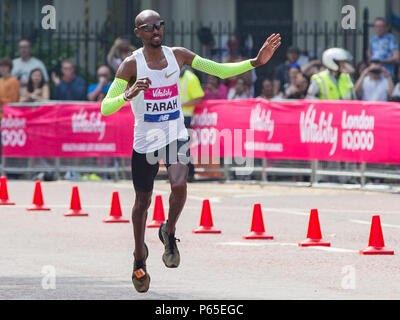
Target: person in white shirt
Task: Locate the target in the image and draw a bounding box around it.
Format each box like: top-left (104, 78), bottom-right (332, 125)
top-left (391, 68), bottom-right (400, 100)
top-left (391, 82), bottom-right (400, 100)
top-left (11, 39), bottom-right (49, 94)
top-left (354, 60), bottom-right (394, 101)
top-left (257, 78), bottom-right (282, 100)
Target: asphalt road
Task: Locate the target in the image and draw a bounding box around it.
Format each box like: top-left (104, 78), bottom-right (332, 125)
top-left (1, 180), bottom-right (399, 299)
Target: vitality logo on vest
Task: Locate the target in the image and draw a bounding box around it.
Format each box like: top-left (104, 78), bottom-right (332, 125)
top-left (143, 83), bottom-right (181, 122)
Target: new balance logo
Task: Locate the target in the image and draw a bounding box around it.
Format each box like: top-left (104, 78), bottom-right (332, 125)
top-left (159, 114), bottom-right (170, 121)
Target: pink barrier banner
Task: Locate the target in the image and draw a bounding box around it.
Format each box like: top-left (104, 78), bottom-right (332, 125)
top-left (1, 102), bottom-right (134, 157)
top-left (2, 99), bottom-right (400, 164)
top-left (190, 98), bottom-right (400, 164)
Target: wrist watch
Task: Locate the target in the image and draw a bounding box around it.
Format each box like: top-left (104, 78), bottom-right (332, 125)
top-left (123, 91), bottom-right (131, 101)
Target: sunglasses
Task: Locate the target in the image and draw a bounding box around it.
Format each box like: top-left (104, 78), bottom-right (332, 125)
top-left (138, 20), bottom-right (165, 32)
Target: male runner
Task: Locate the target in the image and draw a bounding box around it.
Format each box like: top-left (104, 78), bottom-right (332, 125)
top-left (101, 9), bottom-right (281, 293)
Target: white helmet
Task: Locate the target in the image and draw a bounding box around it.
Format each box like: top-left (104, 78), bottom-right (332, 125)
top-left (322, 48), bottom-right (353, 71)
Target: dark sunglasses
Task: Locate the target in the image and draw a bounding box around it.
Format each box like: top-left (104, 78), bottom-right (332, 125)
top-left (138, 20), bottom-right (165, 32)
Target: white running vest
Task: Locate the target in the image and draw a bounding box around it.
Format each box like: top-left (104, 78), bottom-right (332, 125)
top-left (130, 46), bottom-right (188, 153)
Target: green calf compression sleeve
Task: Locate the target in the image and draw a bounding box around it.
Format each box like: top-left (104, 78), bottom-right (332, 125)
top-left (191, 55), bottom-right (255, 79)
top-left (101, 78), bottom-right (128, 116)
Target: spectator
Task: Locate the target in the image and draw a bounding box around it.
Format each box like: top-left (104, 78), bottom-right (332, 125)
top-left (301, 59), bottom-right (324, 79)
top-left (295, 73), bottom-right (309, 99)
top-left (354, 60), bottom-right (394, 101)
top-left (239, 55), bottom-right (257, 97)
top-left (52, 60), bottom-right (86, 101)
top-left (257, 79), bottom-right (282, 100)
top-left (367, 17), bottom-right (399, 80)
top-left (19, 68), bottom-right (50, 102)
top-left (297, 50), bottom-right (310, 67)
top-left (107, 37), bottom-right (136, 73)
top-left (282, 64), bottom-right (301, 98)
top-left (11, 39), bottom-right (49, 94)
top-left (227, 77), bottom-right (250, 100)
top-left (0, 57), bottom-right (20, 107)
top-left (273, 46), bottom-right (301, 95)
top-left (391, 81), bottom-right (400, 101)
top-left (180, 67), bottom-right (205, 121)
top-left (307, 48), bottom-right (356, 100)
top-left (341, 61), bottom-right (355, 75)
top-left (180, 66), bottom-right (205, 182)
top-left (391, 68), bottom-right (400, 101)
top-left (87, 65), bottom-right (112, 102)
top-left (285, 72), bottom-right (309, 99)
top-left (203, 75), bottom-right (228, 100)
top-left (354, 61), bottom-right (368, 82)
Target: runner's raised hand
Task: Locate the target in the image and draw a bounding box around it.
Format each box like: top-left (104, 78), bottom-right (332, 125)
top-left (251, 33), bottom-right (282, 67)
top-left (125, 77), bottom-right (152, 99)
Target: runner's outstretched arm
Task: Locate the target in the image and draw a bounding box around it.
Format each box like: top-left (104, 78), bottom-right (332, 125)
top-left (175, 33), bottom-right (281, 79)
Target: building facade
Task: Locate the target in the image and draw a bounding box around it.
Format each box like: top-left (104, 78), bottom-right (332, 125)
top-left (1, 0), bottom-right (399, 85)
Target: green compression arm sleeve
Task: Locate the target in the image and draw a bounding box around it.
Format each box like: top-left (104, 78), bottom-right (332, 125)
top-left (191, 55), bottom-right (255, 79)
top-left (101, 78), bottom-right (128, 116)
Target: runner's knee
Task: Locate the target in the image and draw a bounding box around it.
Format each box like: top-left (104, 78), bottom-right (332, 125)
top-left (171, 181), bottom-right (187, 196)
top-left (134, 193), bottom-right (152, 212)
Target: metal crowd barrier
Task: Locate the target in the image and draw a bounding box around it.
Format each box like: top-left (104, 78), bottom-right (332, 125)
top-left (2, 155), bottom-right (400, 191)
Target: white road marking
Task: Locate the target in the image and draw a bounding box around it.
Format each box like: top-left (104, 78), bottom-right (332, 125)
top-left (217, 241), bottom-right (296, 247)
top-left (153, 189), bottom-right (169, 195)
top-left (231, 194), bottom-right (265, 198)
top-left (186, 195), bottom-right (222, 203)
top-left (262, 207), bottom-right (308, 216)
top-left (8, 204), bottom-right (133, 208)
top-left (153, 190), bottom-right (222, 203)
top-left (349, 219), bottom-right (400, 229)
top-left (301, 246), bottom-right (357, 253)
top-left (217, 241), bottom-right (357, 253)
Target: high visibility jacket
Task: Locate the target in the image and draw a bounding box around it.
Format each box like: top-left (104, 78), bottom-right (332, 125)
top-left (311, 69), bottom-right (354, 100)
top-left (180, 69), bottom-right (204, 117)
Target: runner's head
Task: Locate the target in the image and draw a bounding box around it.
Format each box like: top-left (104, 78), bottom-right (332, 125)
top-left (134, 10), bottom-right (164, 48)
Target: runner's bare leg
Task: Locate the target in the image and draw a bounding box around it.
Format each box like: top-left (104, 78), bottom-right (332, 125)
top-left (165, 163), bottom-right (188, 235)
top-left (132, 191), bottom-right (152, 260)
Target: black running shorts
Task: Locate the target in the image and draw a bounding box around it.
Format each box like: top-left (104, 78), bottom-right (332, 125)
top-left (131, 138), bottom-right (191, 192)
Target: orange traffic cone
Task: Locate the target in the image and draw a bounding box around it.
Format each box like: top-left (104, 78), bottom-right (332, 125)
top-left (0, 176), bottom-right (15, 205)
top-left (360, 215), bottom-right (394, 255)
top-left (242, 204), bottom-right (273, 239)
top-left (298, 209), bottom-right (330, 246)
top-left (27, 181), bottom-right (50, 211)
top-left (64, 186), bottom-right (88, 217)
top-left (192, 199), bottom-right (221, 234)
top-left (147, 195), bottom-right (166, 228)
top-left (103, 191), bottom-right (129, 223)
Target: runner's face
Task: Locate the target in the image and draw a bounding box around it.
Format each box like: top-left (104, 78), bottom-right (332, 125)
top-left (136, 16), bottom-right (164, 48)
